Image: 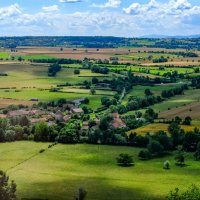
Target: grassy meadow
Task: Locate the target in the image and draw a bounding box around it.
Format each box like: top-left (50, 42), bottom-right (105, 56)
top-left (0, 63), bottom-right (115, 109)
top-left (1, 141), bottom-right (200, 200)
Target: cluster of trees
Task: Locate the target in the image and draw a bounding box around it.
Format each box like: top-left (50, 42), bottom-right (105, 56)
top-left (161, 85), bottom-right (188, 98)
top-left (191, 77), bottom-right (200, 88)
top-left (153, 56), bottom-right (168, 63)
top-left (101, 95), bottom-right (119, 108)
top-left (91, 66), bottom-right (109, 74)
top-left (109, 71), bottom-right (154, 93)
top-left (48, 64), bottom-right (61, 77)
top-left (30, 58), bottom-right (82, 64)
top-left (173, 51), bottom-right (199, 58)
top-left (0, 117), bottom-right (32, 142)
top-left (128, 122), bottom-right (200, 161)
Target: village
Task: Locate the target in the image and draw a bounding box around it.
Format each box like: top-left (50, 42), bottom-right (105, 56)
top-left (0, 97), bottom-right (127, 138)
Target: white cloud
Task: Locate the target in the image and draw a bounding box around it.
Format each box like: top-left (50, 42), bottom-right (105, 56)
top-left (0, 1), bottom-right (199, 37)
top-left (42, 5), bottom-right (59, 12)
top-left (0, 3), bottom-right (21, 19)
top-left (92, 0), bottom-right (121, 8)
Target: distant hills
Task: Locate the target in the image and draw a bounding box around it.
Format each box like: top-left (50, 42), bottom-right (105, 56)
top-left (139, 34), bottom-right (200, 39)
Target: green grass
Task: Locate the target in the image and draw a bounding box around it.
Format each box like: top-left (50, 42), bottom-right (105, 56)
top-left (151, 89), bottom-right (200, 113)
top-left (1, 141), bottom-right (200, 200)
top-left (0, 52), bottom-right (10, 59)
top-left (0, 63), bottom-right (114, 109)
top-left (17, 55), bottom-right (56, 60)
top-left (123, 85), bottom-right (178, 104)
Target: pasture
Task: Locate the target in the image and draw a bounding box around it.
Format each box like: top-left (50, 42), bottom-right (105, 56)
top-left (0, 63), bottom-right (114, 109)
top-left (0, 52), bottom-right (10, 60)
top-left (151, 89), bottom-right (200, 113)
top-left (1, 141), bottom-right (200, 200)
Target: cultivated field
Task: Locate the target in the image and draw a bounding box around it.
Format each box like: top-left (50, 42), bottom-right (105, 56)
top-left (159, 102), bottom-right (200, 119)
top-left (8, 46), bottom-right (200, 65)
top-left (129, 122), bottom-right (200, 135)
top-left (1, 141), bottom-right (200, 200)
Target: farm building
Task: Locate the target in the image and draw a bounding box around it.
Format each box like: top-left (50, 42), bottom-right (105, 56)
top-left (71, 108), bottom-right (84, 114)
top-left (111, 112), bottom-right (126, 129)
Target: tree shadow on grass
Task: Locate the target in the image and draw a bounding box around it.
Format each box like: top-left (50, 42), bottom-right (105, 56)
top-left (18, 177), bottom-right (164, 200)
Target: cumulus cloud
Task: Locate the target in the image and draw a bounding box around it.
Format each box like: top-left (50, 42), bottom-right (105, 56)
top-left (123, 0), bottom-right (192, 15)
top-left (0, 3), bottom-right (21, 19)
top-left (42, 5), bottom-right (59, 12)
top-left (92, 0), bottom-right (121, 8)
top-left (0, 1), bottom-right (199, 37)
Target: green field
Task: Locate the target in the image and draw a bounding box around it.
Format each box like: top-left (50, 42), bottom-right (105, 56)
top-left (1, 142), bottom-right (200, 200)
top-left (151, 88), bottom-right (200, 113)
top-left (123, 85), bottom-right (178, 104)
top-left (0, 52), bottom-right (10, 59)
top-left (16, 55), bottom-right (56, 60)
top-left (0, 63), bottom-right (115, 109)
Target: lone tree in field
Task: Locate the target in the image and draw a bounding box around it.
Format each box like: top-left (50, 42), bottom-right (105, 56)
top-left (74, 69), bottom-right (80, 75)
top-left (0, 170), bottom-right (17, 200)
top-left (163, 160), bottom-right (170, 170)
top-left (90, 88), bottom-right (96, 95)
top-left (144, 88), bottom-right (153, 96)
top-left (175, 146), bottom-right (185, 167)
top-left (116, 153), bottom-right (134, 167)
top-left (183, 116), bottom-right (192, 125)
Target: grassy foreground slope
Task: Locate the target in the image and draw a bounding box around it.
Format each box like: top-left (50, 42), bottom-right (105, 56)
top-left (1, 142), bottom-right (200, 200)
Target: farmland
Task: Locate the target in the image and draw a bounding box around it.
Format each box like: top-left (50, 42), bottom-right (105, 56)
top-left (0, 63), bottom-right (116, 109)
top-left (129, 122), bottom-right (200, 135)
top-left (1, 141), bottom-right (200, 200)
top-left (0, 38), bottom-right (200, 200)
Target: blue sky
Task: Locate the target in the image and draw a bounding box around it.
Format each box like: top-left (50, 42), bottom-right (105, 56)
top-left (0, 0), bottom-right (199, 36)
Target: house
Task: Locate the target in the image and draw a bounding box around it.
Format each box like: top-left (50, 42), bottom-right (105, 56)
top-left (111, 112), bottom-right (126, 129)
top-left (63, 115), bottom-right (71, 122)
top-left (71, 108), bottom-right (84, 115)
top-left (30, 118), bottom-right (47, 124)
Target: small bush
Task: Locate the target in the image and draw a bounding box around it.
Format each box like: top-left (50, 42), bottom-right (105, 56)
top-left (163, 160), bottom-right (170, 170)
top-left (39, 149), bottom-right (45, 153)
top-left (116, 153), bottom-right (134, 167)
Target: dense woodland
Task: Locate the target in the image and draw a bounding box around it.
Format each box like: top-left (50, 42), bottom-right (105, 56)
top-left (0, 36), bottom-right (200, 49)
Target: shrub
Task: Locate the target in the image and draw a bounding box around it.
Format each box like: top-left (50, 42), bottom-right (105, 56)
top-left (167, 185), bottom-right (200, 200)
top-left (39, 149), bottom-right (45, 153)
top-left (163, 160), bottom-right (170, 170)
top-left (0, 170), bottom-right (17, 200)
top-left (116, 153), bottom-right (134, 167)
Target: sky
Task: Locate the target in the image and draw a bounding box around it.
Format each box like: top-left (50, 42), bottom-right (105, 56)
top-left (0, 0), bottom-right (199, 37)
